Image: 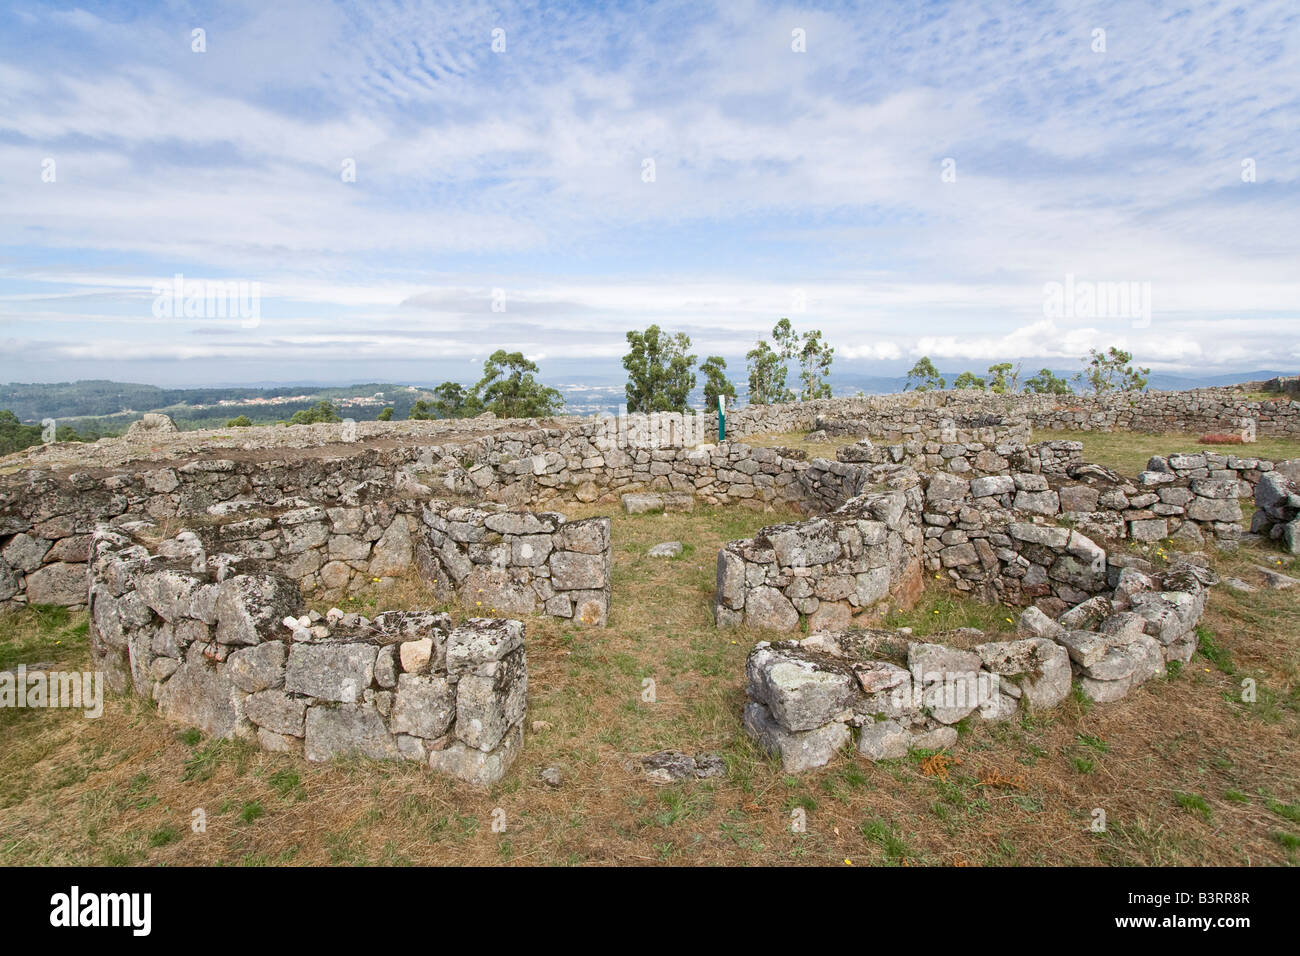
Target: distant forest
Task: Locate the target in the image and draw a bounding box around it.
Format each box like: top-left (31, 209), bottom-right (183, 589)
top-left (0, 380), bottom-right (436, 432)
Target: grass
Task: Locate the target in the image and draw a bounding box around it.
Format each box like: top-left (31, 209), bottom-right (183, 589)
top-left (0, 497), bottom-right (1297, 866)
top-left (1029, 429), bottom-right (1300, 476)
top-left (0, 604), bottom-right (89, 673)
top-left (741, 430), bottom-right (847, 459)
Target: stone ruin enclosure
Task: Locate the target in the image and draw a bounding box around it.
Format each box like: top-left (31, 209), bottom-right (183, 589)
top-left (91, 525), bottom-right (528, 785)
top-left (742, 554), bottom-right (1213, 772)
top-left (1, 385), bottom-right (1297, 783)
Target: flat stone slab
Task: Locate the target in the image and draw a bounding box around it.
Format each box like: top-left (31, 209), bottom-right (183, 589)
top-left (648, 540), bottom-right (683, 558)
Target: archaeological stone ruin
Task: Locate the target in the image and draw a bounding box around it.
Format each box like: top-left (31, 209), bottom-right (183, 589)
top-left (1, 384), bottom-right (1298, 783)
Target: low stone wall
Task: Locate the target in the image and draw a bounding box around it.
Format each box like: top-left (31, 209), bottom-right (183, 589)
top-left (743, 557), bottom-right (1211, 771)
top-left (1252, 466), bottom-right (1300, 553)
top-left (838, 438), bottom-right (1084, 479)
top-left (714, 479), bottom-right (925, 632)
top-left (88, 527), bottom-right (527, 785)
top-left (720, 446), bottom-right (1275, 630)
top-left (420, 502), bottom-right (612, 625)
top-left (1028, 388), bottom-right (1300, 438)
top-left (120, 494), bottom-right (612, 626)
top-left (813, 407), bottom-right (1032, 447)
top-left (483, 438), bottom-right (809, 510)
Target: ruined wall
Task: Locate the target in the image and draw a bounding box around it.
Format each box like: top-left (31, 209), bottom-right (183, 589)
top-left (743, 557), bottom-right (1212, 772)
top-left (88, 527), bottom-right (527, 785)
top-left (1252, 466), bottom-right (1300, 553)
top-left (4, 384), bottom-right (1298, 611)
top-left (92, 495), bottom-right (613, 626)
top-left (420, 503), bottom-right (612, 625)
top-left (718, 446), bottom-right (1281, 630)
top-left (715, 479), bottom-right (925, 632)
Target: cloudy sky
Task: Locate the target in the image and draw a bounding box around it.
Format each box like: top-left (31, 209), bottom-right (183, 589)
top-left (1, 0), bottom-right (1297, 388)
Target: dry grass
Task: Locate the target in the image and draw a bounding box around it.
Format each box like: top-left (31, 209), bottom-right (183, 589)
top-left (1, 506), bottom-right (1297, 867)
top-left (1031, 429), bottom-right (1300, 476)
top-left (740, 430), bottom-right (848, 459)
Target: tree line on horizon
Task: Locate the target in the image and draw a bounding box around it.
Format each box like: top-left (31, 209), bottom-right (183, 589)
top-left (0, 339), bottom-right (1156, 452)
top-left (408, 323), bottom-right (1151, 423)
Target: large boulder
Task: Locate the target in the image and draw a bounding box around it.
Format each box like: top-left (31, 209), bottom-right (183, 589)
top-left (746, 644), bottom-right (856, 731)
top-left (304, 702), bottom-right (400, 762)
top-left (214, 574), bottom-right (303, 646)
top-left (24, 562), bottom-right (87, 606)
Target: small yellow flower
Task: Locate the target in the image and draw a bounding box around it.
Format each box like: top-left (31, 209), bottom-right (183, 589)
top-left (844, 858), bottom-right (853, 866)
top-left (476, 601), bottom-right (483, 607)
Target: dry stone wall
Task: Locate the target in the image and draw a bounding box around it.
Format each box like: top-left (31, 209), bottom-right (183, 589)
top-left (1251, 464), bottom-right (1300, 554)
top-left (718, 443), bottom-right (1286, 630)
top-left (743, 556), bottom-right (1212, 771)
top-left (88, 526), bottom-right (527, 784)
top-left (5, 385), bottom-right (1297, 610)
top-left (89, 492), bottom-right (613, 626)
top-left (715, 479), bottom-right (924, 632)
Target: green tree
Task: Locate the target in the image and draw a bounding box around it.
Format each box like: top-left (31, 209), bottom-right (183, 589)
top-left (376, 406), bottom-right (394, 421)
top-left (952, 371), bottom-right (986, 390)
top-left (905, 356), bottom-right (945, 391)
top-left (746, 340), bottom-right (788, 405)
top-left (407, 400), bottom-right (435, 420)
top-left (986, 362), bottom-right (1020, 394)
top-left (1078, 347), bottom-right (1149, 393)
top-left (1023, 368), bottom-right (1073, 395)
top-left (746, 318), bottom-right (806, 405)
top-left (797, 329), bottom-right (834, 400)
top-left (700, 355), bottom-right (737, 412)
top-left (288, 400), bottom-right (342, 425)
top-left (622, 326), bottom-right (697, 413)
top-left (430, 381), bottom-right (481, 419)
top-left (0, 409), bottom-right (43, 456)
top-left (226, 415), bottom-right (253, 427)
top-left (473, 350), bottom-right (564, 419)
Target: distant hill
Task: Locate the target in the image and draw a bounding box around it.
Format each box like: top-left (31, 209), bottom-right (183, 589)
top-left (0, 381), bottom-right (438, 431)
top-left (2, 369), bottom-right (1293, 432)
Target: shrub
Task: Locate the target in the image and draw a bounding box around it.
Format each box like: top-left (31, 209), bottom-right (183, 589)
top-left (1198, 433), bottom-right (1244, 445)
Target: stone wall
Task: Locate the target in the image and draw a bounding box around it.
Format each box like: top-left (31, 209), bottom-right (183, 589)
top-left (724, 386), bottom-right (1300, 440)
top-left (743, 556), bottom-right (1212, 771)
top-left (89, 493), bottom-right (613, 626)
top-left (88, 526), bottom-right (527, 785)
top-left (837, 438), bottom-right (1084, 480)
top-left (4, 386), bottom-right (1298, 612)
top-left (718, 446), bottom-right (1282, 630)
top-left (715, 477), bottom-right (925, 632)
top-left (420, 502), bottom-right (612, 625)
top-left (1252, 466), bottom-right (1300, 554)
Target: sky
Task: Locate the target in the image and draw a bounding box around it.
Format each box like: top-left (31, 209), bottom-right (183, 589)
top-left (0, 0), bottom-right (1298, 388)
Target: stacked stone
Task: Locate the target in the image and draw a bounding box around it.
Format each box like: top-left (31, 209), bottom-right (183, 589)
top-left (813, 409), bottom-right (1032, 445)
top-left (199, 495), bottom-right (417, 594)
top-left (743, 556), bottom-right (1210, 771)
top-left (1028, 387), bottom-right (1300, 438)
top-left (837, 438), bottom-right (1082, 478)
top-left (422, 504), bottom-right (611, 625)
top-left (88, 527), bottom-right (528, 785)
top-left (481, 437), bottom-right (809, 509)
top-left (1020, 558), bottom-right (1210, 700)
top-left (743, 626), bottom-right (1070, 771)
top-left (1251, 467), bottom-right (1300, 553)
top-left (715, 481), bottom-right (923, 633)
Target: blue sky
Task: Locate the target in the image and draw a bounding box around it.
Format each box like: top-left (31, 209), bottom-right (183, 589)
top-left (0, 0), bottom-right (1297, 387)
